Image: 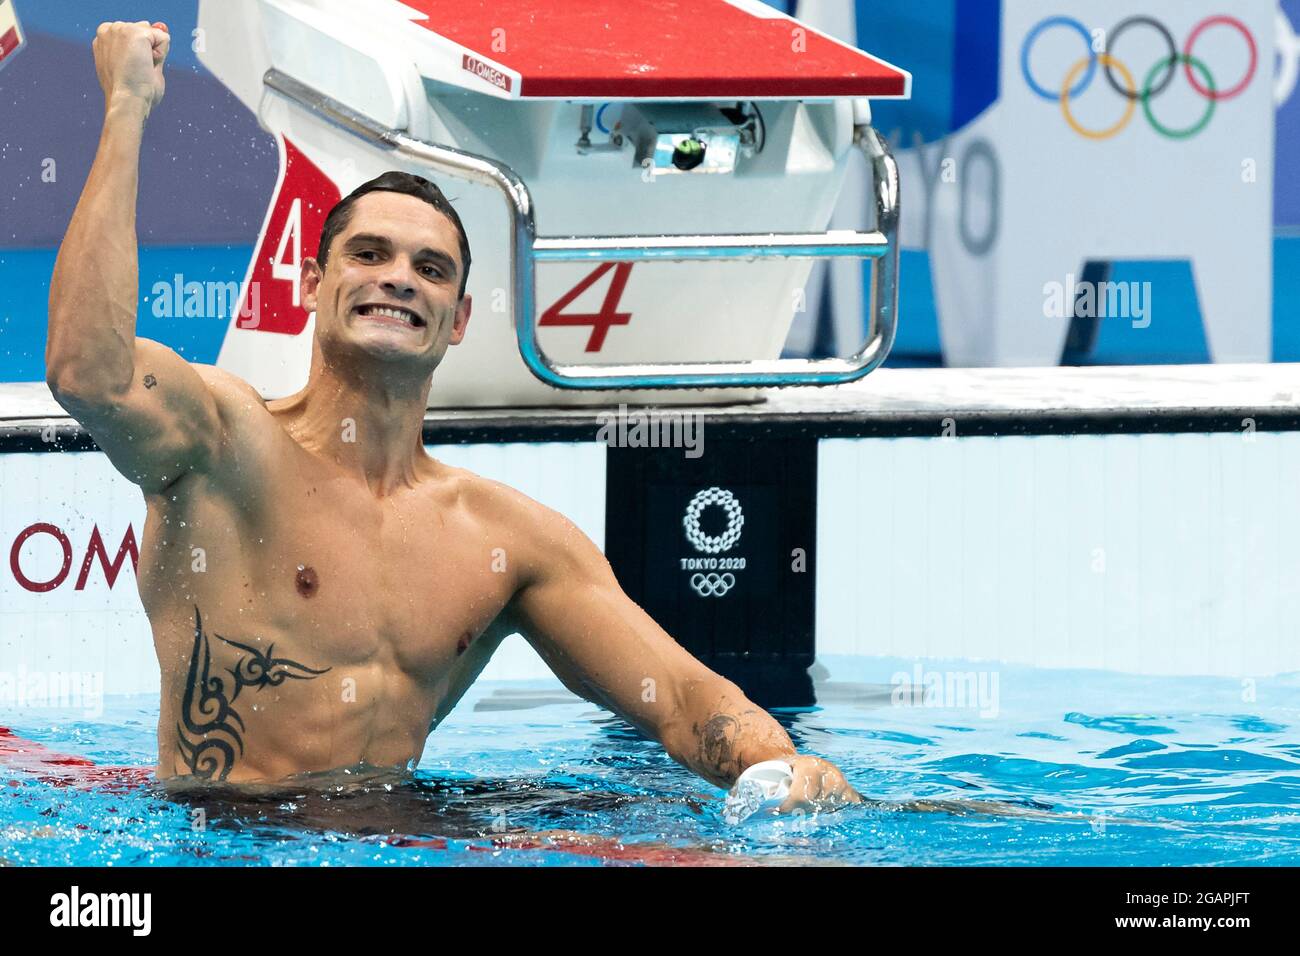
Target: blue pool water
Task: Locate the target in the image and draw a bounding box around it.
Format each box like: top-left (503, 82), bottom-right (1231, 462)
top-left (2, 657), bottom-right (1298, 866)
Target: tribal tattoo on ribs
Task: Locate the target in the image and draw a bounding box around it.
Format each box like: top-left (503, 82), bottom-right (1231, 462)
top-left (177, 605), bottom-right (331, 780)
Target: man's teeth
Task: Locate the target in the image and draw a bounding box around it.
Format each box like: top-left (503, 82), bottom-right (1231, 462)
top-left (362, 306), bottom-right (420, 326)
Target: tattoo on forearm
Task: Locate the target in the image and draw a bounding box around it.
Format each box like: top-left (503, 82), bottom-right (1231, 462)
top-left (697, 713), bottom-right (746, 782)
top-left (177, 605), bottom-right (331, 781)
top-left (142, 373), bottom-right (157, 389)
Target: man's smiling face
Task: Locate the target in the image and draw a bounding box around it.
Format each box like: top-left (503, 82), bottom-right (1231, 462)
top-left (302, 190), bottom-right (472, 370)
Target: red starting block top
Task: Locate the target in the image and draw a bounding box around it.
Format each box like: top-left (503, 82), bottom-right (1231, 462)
top-left (402, 0), bottom-right (910, 100)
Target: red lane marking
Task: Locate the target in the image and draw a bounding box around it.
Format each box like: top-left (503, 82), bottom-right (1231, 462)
top-left (0, 727), bottom-right (150, 792)
top-left (384, 835), bottom-right (450, 850)
top-left (388, 829), bottom-right (739, 865)
top-left (472, 831), bottom-right (748, 867)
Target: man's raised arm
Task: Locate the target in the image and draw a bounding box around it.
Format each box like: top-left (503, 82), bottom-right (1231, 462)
top-left (496, 488), bottom-right (862, 812)
top-left (46, 21), bottom-right (225, 495)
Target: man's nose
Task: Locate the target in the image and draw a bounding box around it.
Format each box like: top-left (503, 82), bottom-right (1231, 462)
top-left (377, 258), bottom-right (418, 298)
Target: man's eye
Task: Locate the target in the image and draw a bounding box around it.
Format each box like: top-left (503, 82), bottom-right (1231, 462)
top-left (420, 265), bottom-right (442, 277)
top-left (356, 250), bottom-right (379, 261)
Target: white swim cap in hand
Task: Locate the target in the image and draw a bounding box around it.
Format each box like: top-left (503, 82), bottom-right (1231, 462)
top-left (722, 759), bottom-right (794, 825)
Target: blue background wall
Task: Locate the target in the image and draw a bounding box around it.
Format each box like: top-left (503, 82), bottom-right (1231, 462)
top-left (0, 0), bottom-right (273, 381)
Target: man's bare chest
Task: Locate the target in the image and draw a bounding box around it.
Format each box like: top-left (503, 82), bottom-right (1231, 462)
top-left (139, 466), bottom-right (517, 682)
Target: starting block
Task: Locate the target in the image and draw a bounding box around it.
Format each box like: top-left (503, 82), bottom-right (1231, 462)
top-left (0, 0), bottom-right (26, 72)
top-left (198, 0), bottom-right (910, 407)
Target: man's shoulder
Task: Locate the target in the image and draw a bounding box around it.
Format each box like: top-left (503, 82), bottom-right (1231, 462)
top-left (451, 467), bottom-right (556, 529)
top-left (191, 364), bottom-right (268, 424)
top-left (449, 468), bottom-right (604, 574)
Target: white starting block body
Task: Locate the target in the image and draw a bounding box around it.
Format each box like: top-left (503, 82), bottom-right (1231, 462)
top-left (197, 0), bottom-right (910, 407)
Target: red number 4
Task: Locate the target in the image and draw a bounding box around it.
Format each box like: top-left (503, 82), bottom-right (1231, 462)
top-left (539, 262), bottom-right (634, 352)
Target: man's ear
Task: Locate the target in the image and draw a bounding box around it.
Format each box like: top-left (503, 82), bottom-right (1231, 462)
top-left (300, 257), bottom-right (324, 313)
top-left (449, 292), bottom-right (472, 346)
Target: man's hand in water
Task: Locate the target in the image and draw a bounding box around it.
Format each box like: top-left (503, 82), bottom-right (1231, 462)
top-left (497, 491), bottom-right (870, 809)
top-left (93, 20), bottom-right (170, 116)
top-left (779, 755), bottom-right (864, 814)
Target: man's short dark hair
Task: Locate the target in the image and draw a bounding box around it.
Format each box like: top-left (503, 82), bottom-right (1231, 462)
top-left (317, 171), bottom-right (472, 300)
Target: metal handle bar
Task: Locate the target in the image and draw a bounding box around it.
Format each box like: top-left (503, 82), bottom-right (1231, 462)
top-left (265, 68), bottom-right (899, 389)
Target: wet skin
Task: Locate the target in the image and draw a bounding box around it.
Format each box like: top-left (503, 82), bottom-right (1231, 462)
top-left (138, 396), bottom-right (537, 781)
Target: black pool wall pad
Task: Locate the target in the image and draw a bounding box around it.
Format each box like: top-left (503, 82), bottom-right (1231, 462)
top-left (604, 436), bottom-right (818, 708)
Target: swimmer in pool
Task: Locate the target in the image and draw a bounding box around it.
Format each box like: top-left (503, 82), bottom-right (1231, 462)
top-left (44, 20), bottom-right (861, 815)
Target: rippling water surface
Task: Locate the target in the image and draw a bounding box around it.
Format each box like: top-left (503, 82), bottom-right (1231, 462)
top-left (2, 657), bottom-right (1298, 866)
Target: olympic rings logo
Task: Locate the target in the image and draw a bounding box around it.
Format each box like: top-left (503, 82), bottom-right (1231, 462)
top-left (1020, 14), bottom-right (1258, 140)
top-left (682, 487), bottom-right (744, 554)
top-left (690, 572), bottom-right (736, 598)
